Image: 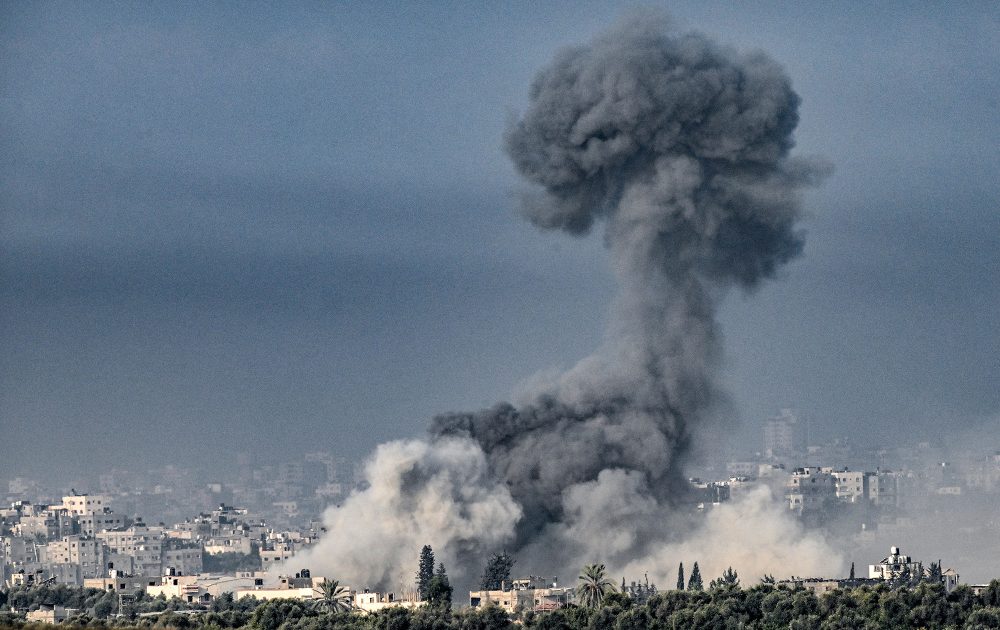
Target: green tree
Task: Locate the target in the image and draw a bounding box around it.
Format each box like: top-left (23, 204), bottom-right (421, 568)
top-left (890, 566), bottom-right (912, 589)
top-left (480, 551), bottom-right (516, 591)
top-left (708, 566), bottom-right (739, 591)
top-left (927, 560), bottom-right (942, 583)
top-left (418, 544), bottom-right (435, 600)
top-left (687, 562), bottom-right (703, 591)
top-left (576, 563), bottom-right (617, 608)
top-left (676, 563), bottom-right (684, 591)
top-left (427, 562), bottom-right (453, 608)
top-left (460, 603), bottom-right (514, 630)
top-left (316, 579), bottom-right (353, 613)
top-left (760, 574), bottom-right (776, 584)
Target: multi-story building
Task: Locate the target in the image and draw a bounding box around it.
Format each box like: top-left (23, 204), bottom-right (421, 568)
top-left (867, 470), bottom-right (900, 508)
top-left (97, 525), bottom-right (164, 576)
top-left (61, 494), bottom-right (111, 516)
top-left (77, 509), bottom-right (125, 537)
top-left (45, 535), bottom-right (105, 579)
top-left (786, 467), bottom-right (836, 514)
top-left (161, 541), bottom-right (203, 576)
top-left (763, 410), bottom-right (805, 460)
top-left (260, 541), bottom-right (295, 569)
top-left (831, 469), bottom-right (867, 503)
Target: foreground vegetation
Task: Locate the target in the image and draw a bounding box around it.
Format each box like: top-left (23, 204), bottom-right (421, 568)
top-left (3, 579), bottom-right (1000, 630)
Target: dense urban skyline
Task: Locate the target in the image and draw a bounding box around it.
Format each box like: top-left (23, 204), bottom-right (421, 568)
top-left (2, 2), bottom-right (999, 484)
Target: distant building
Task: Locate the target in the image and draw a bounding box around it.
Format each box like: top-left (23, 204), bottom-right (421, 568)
top-left (147, 571), bottom-right (263, 602)
top-left (354, 590), bottom-right (425, 613)
top-left (45, 535), bottom-right (104, 580)
top-left (786, 467), bottom-right (836, 514)
top-left (868, 546), bottom-right (923, 581)
top-left (77, 509), bottom-right (125, 537)
top-left (469, 576), bottom-right (574, 613)
top-left (234, 569), bottom-right (324, 601)
top-left (867, 471), bottom-right (900, 508)
top-left (61, 494), bottom-right (111, 516)
top-left (26, 605), bottom-right (78, 624)
top-left (831, 469), bottom-right (867, 503)
top-left (763, 409), bottom-right (805, 460)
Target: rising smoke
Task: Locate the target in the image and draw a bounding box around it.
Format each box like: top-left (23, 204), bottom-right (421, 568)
top-left (293, 13), bottom-right (840, 589)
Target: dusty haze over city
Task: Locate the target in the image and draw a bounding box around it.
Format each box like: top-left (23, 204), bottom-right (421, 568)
top-left (2, 0), bottom-right (999, 588)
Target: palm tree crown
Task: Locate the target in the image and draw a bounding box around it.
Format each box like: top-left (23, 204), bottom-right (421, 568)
top-left (316, 579), bottom-right (353, 613)
top-left (576, 563), bottom-right (617, 608)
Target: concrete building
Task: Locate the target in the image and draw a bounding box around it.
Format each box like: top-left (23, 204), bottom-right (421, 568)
top-left (45, 535), bottom-right (104, 579)
top-left (147, 571), bottom-right (263, 602)
top-left (260, 541), bottom-right (295, 569)
top-left (26, 605), bottom-right (79, 624)
top-left (234, 569), bottom-right (324, 601)
top-left (162, 542), bottom-right (203, 576)
top-left (786, 467), bottom-right (836, 513)
top-left (354, 590), bottom-right (425, 613)
top-left (867, 471), bottom-right (900, 508)
top-left (763, 409), bottom-right (805, 460)
top-left (831, 469), bottom-right (868, 503)
top-left (85, 570), bottom-right (150, 594)
top-left (869, 546), bottom-right (923, 581)
top-left (61, 494), bottom-right (111, 516)
top-left (204, 536), bottom-right (253, 556)
top-left (97, 524), bottom-right (165, 576)
top-left (77, 509), bottom-right (125, 536)
top-left (469, 576), bottom-right (574, 613)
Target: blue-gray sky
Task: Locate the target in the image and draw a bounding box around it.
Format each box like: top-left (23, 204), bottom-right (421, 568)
top-left (2, 1), bottom-right (998, 483)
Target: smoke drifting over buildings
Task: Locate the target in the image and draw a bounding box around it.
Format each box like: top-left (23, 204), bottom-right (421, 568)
top-left (295, 14), bottom-right (840, 587)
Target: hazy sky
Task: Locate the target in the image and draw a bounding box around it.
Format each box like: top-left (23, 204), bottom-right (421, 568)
top-left (2, 1), bottom-right (998, 483)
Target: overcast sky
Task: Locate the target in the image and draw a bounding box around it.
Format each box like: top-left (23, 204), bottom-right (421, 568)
top-left (2, 1), bottom-right (998, 483)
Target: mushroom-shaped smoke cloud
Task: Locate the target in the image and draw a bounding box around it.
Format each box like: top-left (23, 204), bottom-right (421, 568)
top-left (293, 12), bottom-right (839, 589)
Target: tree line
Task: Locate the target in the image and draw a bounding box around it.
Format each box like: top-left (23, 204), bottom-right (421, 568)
top-left (3, 579), bottom-right (1000, 629)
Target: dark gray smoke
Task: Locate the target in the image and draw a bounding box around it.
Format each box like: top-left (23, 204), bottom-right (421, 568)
top-left (434, 12), bottom-right (823, 546)
top-left (294, 13), bottom-right (833, 588)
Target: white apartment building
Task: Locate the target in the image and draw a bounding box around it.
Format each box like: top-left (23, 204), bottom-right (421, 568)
top-left (831, 469), bottom-right (867, 503)
top-left (61, 494), bottom-right (111, 516)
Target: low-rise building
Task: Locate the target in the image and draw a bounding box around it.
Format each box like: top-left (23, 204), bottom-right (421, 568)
top-left (354, 590), bottom-right (424, 613)
top-left (234, 569), bottom-right (324, 601)
top-left (26, 605), bottom-right (79, 624)
top-left (469, 576), bottom-right (574, 613)
top-left (869, 546), bottom-right (924, 581)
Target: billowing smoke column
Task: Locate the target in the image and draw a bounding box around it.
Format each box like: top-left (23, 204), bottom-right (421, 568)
top-left (293, 14), bottom-right (839, 588)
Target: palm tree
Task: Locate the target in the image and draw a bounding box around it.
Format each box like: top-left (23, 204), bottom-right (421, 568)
top-left (315, 579), bottom-right (353, 613)
top-left (576, 563), bottom-right (617, 608)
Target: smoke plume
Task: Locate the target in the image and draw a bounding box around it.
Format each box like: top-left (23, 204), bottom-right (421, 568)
top-left (294, 13), bottom-right (836, 588)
